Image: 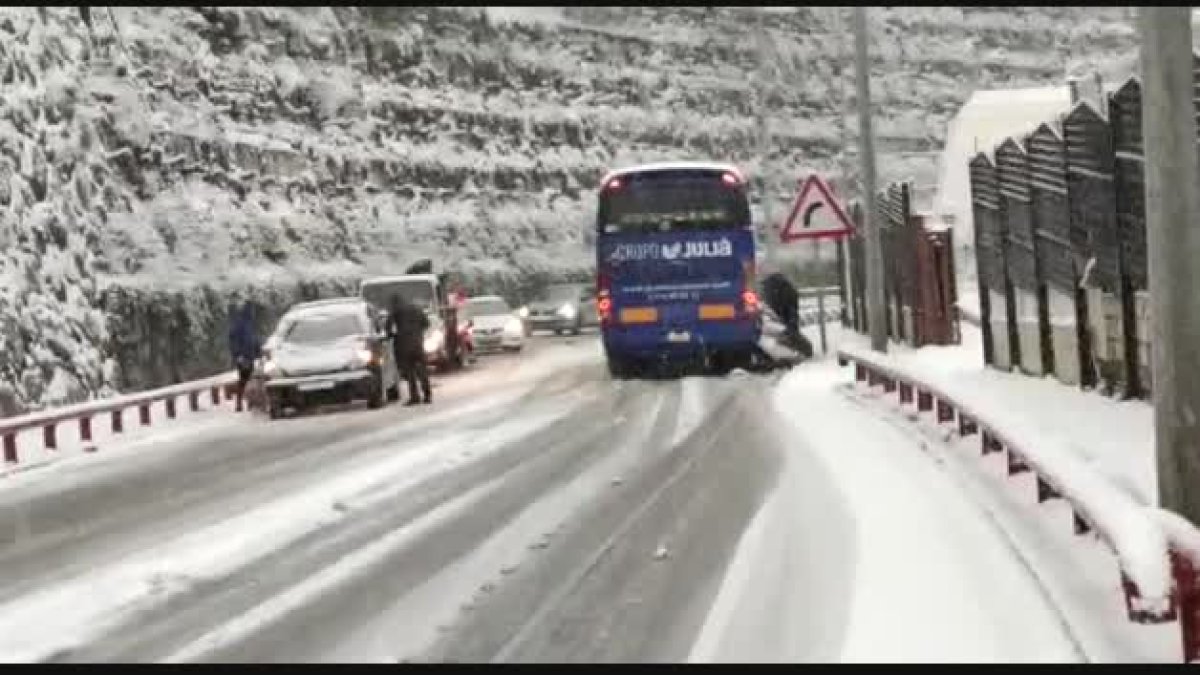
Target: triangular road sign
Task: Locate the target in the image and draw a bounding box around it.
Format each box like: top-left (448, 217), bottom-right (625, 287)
top-left (779, 175), bottom-right (856, 242)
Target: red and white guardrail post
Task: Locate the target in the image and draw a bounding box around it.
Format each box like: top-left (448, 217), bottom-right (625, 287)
top-left (1, 373), bottom-right (239, 466)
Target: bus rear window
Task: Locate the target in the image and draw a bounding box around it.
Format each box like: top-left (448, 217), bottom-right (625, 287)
top-left (597, 170), bottom-right (751, 234)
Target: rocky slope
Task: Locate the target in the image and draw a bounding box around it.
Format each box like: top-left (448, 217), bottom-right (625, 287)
top-left (0, 6), bottom-right (1136, 414)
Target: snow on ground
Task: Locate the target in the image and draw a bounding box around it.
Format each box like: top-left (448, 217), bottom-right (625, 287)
top-left (0, 394), bottom-right (584, 662)
top-left (838, 324), bottom-right (1155, 506)
top-left (1, 336), bottom-right (602, 493)
top-left (846, 381), bottom-right (1179, 662)
top-left (1, 397), bottom-right (247, 482)
top-left (690, 358), bottom-right (1092, 662)
top-left (161, 466), bottom-right (507, 664)
top-left (784, 364), bottom-right (1084, 661)
top-left (324, 384), bottom-right (678, 663)
top-left (670, 377), bottom-right (708, 446)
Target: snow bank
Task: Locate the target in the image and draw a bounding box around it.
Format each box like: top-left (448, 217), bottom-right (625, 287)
top-left (837, 343), bottom-right (1173, 615)
top-left (693, 363), bottom-right (1092, 662)
top-left (845, 326), bottom-right (1156, 505)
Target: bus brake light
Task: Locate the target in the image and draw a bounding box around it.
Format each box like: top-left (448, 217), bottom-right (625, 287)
top-left (597, 295), bottom-right (613, 323)
top-left (743, 289), bottom-right (760, 312)
top-left (721, 172), bottom-right (741, 187)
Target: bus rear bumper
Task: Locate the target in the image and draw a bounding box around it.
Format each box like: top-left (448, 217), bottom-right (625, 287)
top-left (601, 321), bottom-right (760, 361)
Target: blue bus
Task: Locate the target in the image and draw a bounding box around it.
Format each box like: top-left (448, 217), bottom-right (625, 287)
top-left (594, 162), bottom-right (761, 378)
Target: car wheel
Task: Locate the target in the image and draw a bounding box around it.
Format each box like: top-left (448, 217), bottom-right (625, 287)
top-left (268, 394), bottom-right (284, 420)
top-left (386, 383), bottom-right (400, 402)
top-left (571, 317), bottom-right (582, 335)
top-left (367, 377), bottom-right (384, 409)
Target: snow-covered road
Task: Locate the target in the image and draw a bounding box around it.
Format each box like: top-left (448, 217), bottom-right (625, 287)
top-left (0, 334), bottom-right (1098, 662)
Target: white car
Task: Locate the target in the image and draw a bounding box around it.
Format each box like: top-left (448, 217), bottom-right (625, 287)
top-left (463, 295), bottom-right (525, 353)
top-left (259, 298), bottom-right (401, 419)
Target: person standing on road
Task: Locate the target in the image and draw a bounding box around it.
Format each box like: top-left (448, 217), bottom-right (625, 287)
top-left (762, 271), bottom-right (814, 360)
top-left (228, 300), bottom-right (261, 413)
top-left (388, 295), bottom-right (433, 406)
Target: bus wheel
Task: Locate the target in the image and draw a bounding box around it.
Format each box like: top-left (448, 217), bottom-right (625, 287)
top-left (725, 350), bottom-right (753, 374)
top-left (607, 356), bottom-right (635, 380)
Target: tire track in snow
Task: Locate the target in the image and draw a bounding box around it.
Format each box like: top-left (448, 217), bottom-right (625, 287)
top-left (9, 386), bottom-right (598, 664)
top-left (314, 380), bottom-right (683, 662)
top-left (0, 355), bottom-right (601, 607)
top-left (424, 375), bottom-right (780, 663)
top-left (121, 378), bottom-right (659, 663)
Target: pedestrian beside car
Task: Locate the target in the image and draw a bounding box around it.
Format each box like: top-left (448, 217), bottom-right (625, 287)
top-left (228, 300), bottom-right (262, 412)
top-left (388, 295), bottom-right (433, 405)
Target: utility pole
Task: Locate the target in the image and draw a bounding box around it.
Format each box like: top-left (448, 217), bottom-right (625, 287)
top-left (1140, 7), bottom-right (1200, 523)
top-left (753, 9), bottom-right (780, 270)
top-left (854, 6), bottom-right (887, 352)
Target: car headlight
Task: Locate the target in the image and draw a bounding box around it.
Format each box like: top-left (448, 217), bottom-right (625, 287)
top-left (263, 360), bottom-right (279, 377)
top-left (355, 348), bottom-right (376, 366)
top-left (424, 331), bottom-right (443, 354)
top-left (517, 306), bottom-right (529, 319)
top-left (557, 303), bottom-right (577, 319)
top-left (504, 317), bottom-right (523, 335)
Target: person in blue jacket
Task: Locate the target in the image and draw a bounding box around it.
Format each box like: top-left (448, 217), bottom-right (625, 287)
top-left (228, 300), bottom-right (261, 412)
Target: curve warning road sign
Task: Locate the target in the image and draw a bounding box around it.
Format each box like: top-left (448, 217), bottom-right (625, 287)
top-left (779, 175), bottom-right (856, 242)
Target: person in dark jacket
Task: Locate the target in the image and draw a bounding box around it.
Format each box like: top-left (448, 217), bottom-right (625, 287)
top-left (762, 272), bottom-right (814, 360)
top-left (388, 295), bottom-right (432, 405)
top-left (228, 301), bottom-right (261, 412)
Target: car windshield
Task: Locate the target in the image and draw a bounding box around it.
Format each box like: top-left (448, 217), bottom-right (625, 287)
top-left (362, 280), bottom-right (435, 311)
top-left (465, 298), bottom-right (511, 317)
top-left (282, 312), bottom-right (364, 345)
top-left (538, 285), bottom-right (581, 302)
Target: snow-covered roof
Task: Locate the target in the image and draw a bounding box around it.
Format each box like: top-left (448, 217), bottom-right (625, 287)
top-left (963, 87), bottom-right (1072, 108)
top-left (932, 86), bottom-right (1073, 245)
top-left (359, 274), bottom-right (440, 287)
top-left (600, 161), bottom-right (745, 185)
top-left (284, 297), bottom-right (367, 319)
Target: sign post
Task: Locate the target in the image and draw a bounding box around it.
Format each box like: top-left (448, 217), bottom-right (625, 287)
top-left (813, 239), bottom-right (828, 354)
top-left (779, 174), bottom-right (854, 355)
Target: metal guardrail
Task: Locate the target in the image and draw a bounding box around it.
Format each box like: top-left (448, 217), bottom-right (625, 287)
top-left (1, 372), bottom-right (239, 464)
top-left (837, 347), bottom-right (1200, 662)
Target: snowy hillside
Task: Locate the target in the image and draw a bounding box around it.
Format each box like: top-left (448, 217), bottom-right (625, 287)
top-left (0, 6), bottom-right (1137, 414)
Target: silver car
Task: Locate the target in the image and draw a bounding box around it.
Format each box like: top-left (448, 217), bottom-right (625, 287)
top-left (260, 299), bottom-right (401, 419)
top-left (520, 283), bottom-right (598, 336)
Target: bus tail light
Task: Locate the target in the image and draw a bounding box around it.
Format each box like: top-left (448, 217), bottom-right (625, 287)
top-left (597, 272), bottom-right (613, 325)
top-left (598, 295), bottom-right (613, 324)
top-left (743, 289), bottom-right (761, 315)
top-left (721, 171), bottom-right (741, 187)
